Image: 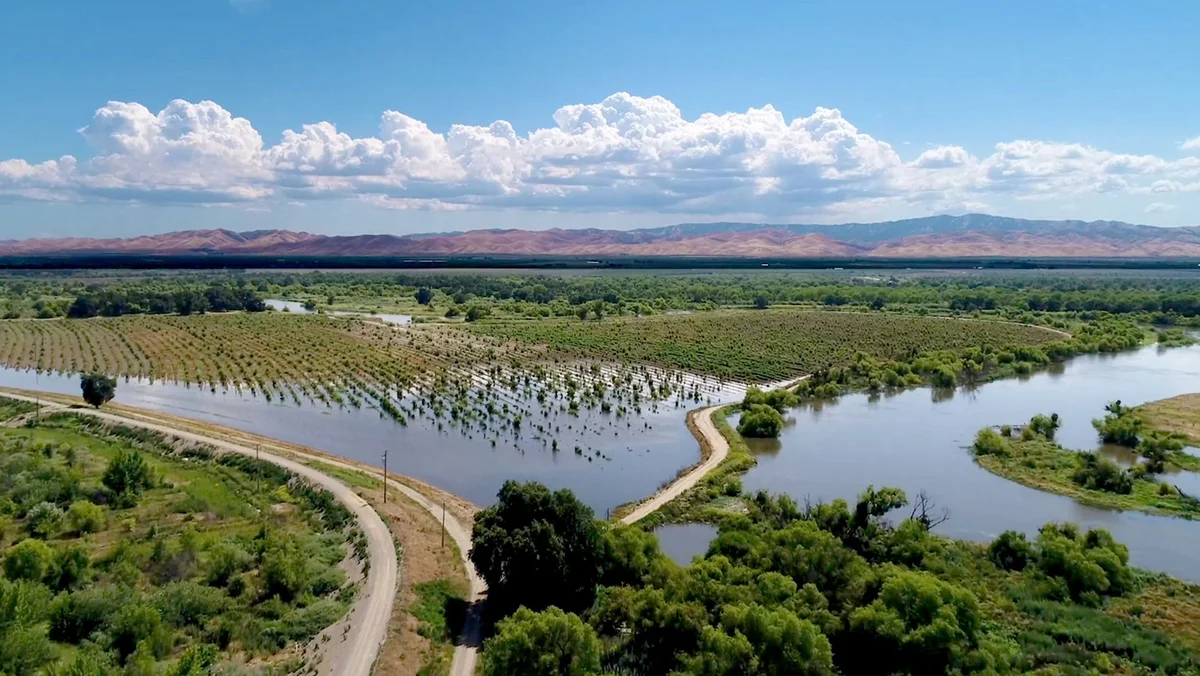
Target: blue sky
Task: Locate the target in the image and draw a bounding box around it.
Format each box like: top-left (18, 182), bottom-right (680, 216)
top-left (2, 0), bottom-right (1199, 238)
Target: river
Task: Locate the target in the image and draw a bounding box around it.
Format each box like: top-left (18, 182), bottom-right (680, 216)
top-left (733, 343), bottom-right (1200, 579)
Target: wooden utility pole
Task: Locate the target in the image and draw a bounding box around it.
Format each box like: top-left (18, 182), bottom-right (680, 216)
top-left (382, 449), bottom-right (389, 503)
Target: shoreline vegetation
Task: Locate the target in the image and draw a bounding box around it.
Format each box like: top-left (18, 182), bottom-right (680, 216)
top-left (970, 403), bottom-right (1200, 520)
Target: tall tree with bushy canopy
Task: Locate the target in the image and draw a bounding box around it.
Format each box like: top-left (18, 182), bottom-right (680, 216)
top-left (80, 373), bottom-right (116, 408)
top-left (470, 481), bottom-right (603, 614)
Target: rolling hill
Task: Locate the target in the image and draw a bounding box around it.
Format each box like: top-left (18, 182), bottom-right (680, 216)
top-left (4, 214), bottom-right (1200, 258)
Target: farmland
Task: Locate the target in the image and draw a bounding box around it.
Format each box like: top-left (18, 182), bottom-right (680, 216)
top-left (470, 310), bottom-right (1067, 382)
top-left (0, 312), bottom-right (543, 405)
top-left (0, 401), bottom-right (357, 674)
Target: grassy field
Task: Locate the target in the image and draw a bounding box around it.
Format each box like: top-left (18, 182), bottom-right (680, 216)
top-left (0, 400), bottom-right (357, 674)
top-left (471, 310), bottom-right (1066, 382)
top-left (1139, 394), bottom-right (1200, 447)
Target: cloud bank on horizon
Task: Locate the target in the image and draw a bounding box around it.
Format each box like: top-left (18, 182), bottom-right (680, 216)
top-left (2, 93), bottom-right (1199, 220)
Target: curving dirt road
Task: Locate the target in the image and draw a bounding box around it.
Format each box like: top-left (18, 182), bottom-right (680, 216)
top-left (620, 404), bottom-right (728, 525)
top-left (1, 392), bottom-right (397, 676)
top-left (277, 452), bottom-right (487, 676)
top-left (621, 375), bottom-right (810, 526)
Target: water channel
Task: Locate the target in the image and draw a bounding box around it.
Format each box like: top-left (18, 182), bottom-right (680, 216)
top-left (732, 343), bottom-right (1200, 579)
top-left (264, 299), bottom-right (413, 325)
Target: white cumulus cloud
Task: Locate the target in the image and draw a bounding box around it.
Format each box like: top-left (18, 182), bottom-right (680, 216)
top-left (2, 93), bottom-right (1198, 218)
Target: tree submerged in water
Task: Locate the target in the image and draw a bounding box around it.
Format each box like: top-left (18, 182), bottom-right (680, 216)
top-left (80, 373), bottom-right (116, 409)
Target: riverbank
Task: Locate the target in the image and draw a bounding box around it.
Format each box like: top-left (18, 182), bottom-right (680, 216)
top-left (971, 426), bottom-right (1200, 520)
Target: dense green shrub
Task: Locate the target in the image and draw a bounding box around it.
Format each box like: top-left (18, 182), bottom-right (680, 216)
top-left (4, 540), bottom-right (54, 583)
top-left (66, 500), bottom-right (105, 534)
top-left (988, 531), bottom-right (1033, 571)
top-left (101, 449), bottom-right (154, 506)
top-left (737, 404), bottom-right (785, 438)
top-left (972, 429), bottom-right (1009, 457)
top-left (1072, 454), bottom-right (1133, 495)
top-left (846, 569), bottom-right (982, 674)
top-left (25, 501), bottom-right (64, 538)
top-left (482, 606), bottom-right (601, 676)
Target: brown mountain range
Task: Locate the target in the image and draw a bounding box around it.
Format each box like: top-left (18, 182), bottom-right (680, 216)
top-left (4, 215), bottom-right (1200, 258)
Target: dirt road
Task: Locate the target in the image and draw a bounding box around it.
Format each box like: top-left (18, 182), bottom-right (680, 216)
top-left (620, 404), bottom-right (727, 525)
top-left (279, 452), bottom-right (487, 676)
top-left (620, 375), bottom-right (809, 526)
top-left (1, 392), bottom-right (397, 676)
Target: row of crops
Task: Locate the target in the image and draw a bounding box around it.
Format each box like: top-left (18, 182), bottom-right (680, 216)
top-left (0, 313), bottom-right (754, 458)
top-left (469, 310), bottom-right (1066, 382)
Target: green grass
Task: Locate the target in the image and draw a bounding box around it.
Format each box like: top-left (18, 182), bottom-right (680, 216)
top-left (307, 460), bottom-right (384, 491)
top-left (0, 396), bottom-right (35, 422)
top-left (411, 579), bottom-right (468, 676)
top-left (471, 309), bottom-right (1064, 382)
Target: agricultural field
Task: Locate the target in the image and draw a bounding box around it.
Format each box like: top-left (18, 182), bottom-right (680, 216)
top-left (0, 312), bottom-right (744, 463)
top-left (0, 401), bottom-right (358, 674)
top-left (470, 310), bottom-right (1066, 382)
top-left (0, 312), bottom-right (541, 404)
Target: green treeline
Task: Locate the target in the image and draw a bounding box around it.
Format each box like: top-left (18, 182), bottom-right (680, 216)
top-left (6, 270), bottom-right (1200, 322)
top-left (66, 283), bottom-right (266, 319)
top-left (469, 481), bottom-right (1198, 675)
top-left (253, 271), bottom-right (1200, 317)
top-left (795, 319), bottom-right (1147, 399)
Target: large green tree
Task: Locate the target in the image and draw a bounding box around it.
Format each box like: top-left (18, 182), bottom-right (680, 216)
top-left (470, 481), bottom-right (603, 614)
top-left (845, 569), bottom-right (981, 675)
top-left (80, 374), bottom-right (116, 409)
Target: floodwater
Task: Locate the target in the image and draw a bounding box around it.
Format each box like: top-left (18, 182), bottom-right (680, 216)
top-left (265, 299), bottom-right (413, 325)
top-left (0, 361), bottom-right (742, 515)
top-left (7, 334), bottom-right (1200, 578)
top-left (728, 343), bottom-right (1200, 579)
top-left (656, 523), bottom-right (719, 566)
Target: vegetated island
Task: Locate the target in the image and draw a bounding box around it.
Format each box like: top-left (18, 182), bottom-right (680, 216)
top-left (970, 402), bottom-right (1200, 519)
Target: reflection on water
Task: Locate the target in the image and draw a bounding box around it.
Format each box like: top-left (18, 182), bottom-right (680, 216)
top-left (264, 299), bottom-right (413, 325)
top-left (655, 523), bottom-right (718, 566)
top-left (743, 344), bottom-right (1200, 579)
